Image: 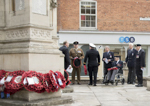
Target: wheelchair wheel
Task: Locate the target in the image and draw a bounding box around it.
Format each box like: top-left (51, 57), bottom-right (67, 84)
top-left (121, 78), bottom-right (125, 85)
top-left (115, 80), bottom-right (118, 86)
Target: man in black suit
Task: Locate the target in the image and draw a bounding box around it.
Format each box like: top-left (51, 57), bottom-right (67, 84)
top-left (59, 41), bottom-right (72, 85)
top-left (125, 43), bottom-right (137, 84)
top-left (135, 44), bottom-right (145, 87)
top-left (102, 46), bottom-right (114, 83)
top-left (84, 43), bottom-right (100, 86)
top-left (107, 56), bottom-right (123, 84)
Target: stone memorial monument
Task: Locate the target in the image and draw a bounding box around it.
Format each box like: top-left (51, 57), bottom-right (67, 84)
top-left (0, 0), bottom-right (72, 105)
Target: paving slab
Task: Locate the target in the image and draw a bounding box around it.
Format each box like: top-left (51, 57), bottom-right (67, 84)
top-left (62, 84), bottom-right (150, 106)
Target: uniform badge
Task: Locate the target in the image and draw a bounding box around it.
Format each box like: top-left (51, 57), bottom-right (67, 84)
top-left (136, 55), bottom-right (139, 58)
top-left (132, 53), bottom-right (134, 56)
top-left (117, 64), bottom-right (121, 66)
top-left (110, 55), bottom-right (112, 58)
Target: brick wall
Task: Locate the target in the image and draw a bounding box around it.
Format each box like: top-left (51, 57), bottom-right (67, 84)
top-left (57, 0), bottom-right (150, 32)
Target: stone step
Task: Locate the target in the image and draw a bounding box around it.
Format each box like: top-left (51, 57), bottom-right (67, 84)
top-left (0, 96), bottom-right (73, 106)
top-left (62, 86), bottom-right (74, 93)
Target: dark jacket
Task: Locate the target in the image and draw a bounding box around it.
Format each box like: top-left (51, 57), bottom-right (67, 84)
top-left (136, 49), bottom-right (146, 68)
top-left (102, 51), bottom-right (114, 68)
top-left (112, 60), bottom-right (123, 74)
top-left (125, 49), bottom-right (137, 68)
top-left (84, 49), bottom-right (100, 67)
top-left (59, 46), bottom-right (71, 69)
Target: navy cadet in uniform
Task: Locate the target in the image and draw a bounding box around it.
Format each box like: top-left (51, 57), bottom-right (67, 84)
top-left (102, 46), bottom-right (114, 83)
top-left (59, 41), bottom-right (72, 85)
top-left (135, 44), bottom-right (145, 87)
top-left (69, 41), bottom-right (84, 85)
top-left (84, 43), bottom-right (100, 86)
top-left (125, 43), bottom-right (137, 84)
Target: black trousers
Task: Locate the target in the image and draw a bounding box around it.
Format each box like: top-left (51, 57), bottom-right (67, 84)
top-left (136, 66), bottom-right (143, 85)
top-left (88, 66), bottom-right (98, 85)
top-left (64, 71), bottom-right (68, 80)
top-left (64, 70), bottom-right (69, 85)
top-left (103, 67), bottom-right (109, 81)
top-left (128, 67), bottom-right (136, 83)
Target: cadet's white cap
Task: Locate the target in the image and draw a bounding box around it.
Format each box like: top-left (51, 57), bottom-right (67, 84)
top-left (89, 43), bottom-right (96, 48)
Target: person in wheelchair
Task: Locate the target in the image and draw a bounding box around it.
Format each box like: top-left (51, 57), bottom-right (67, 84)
top-left (105, 56), bottom-right (123, 84)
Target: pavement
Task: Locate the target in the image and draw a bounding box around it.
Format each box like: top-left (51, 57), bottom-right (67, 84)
top-left (59, 83), bottom-right (150, 106)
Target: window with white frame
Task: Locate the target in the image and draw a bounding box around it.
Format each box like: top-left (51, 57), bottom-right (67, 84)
top-left (80, 1), bottom-right (97, 29)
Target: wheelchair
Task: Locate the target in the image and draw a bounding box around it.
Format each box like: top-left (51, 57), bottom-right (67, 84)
top-left (104, 69), bottom-right (125, 86)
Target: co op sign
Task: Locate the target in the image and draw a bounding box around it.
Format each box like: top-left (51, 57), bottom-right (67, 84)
top-left (119, 37), bottom-right (135, 43)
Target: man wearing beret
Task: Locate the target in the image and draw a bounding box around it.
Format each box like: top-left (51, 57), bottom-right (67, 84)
top-left (84, 43), bottom-right (100, 86)
top-left (125, 43), bottom-right (137, 84)
top-left (135, 44), bottom-right (145, 87)
top-left (69, 41), bottom-right (84, 85)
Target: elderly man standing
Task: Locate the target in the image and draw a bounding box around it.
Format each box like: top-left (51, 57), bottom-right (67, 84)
top-left (102, 46), bottom-right (114, 83)
top-left (69, 41), bottom-right (84, 85)
top-left (125, 43), bottom-right (137, 84)
top-left (135, 44), bottom-right (145, 87)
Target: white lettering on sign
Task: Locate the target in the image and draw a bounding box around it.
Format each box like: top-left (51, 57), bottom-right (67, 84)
top-left (140, 17), bottom-right (150, 21)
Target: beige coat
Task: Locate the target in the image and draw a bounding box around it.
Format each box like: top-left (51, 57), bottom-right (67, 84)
top-left (69, 48), bottom-right (84, 67)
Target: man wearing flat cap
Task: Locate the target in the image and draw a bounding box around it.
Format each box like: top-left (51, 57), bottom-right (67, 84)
top-left (69, 41), bottom-right (84, 85)
top-left (135, 44), bottom-right (145, 87)
top-left (84, 43), bottom-right (100, 86)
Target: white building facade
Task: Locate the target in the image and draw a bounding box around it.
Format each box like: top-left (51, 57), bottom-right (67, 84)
top-left (58, 31), bottom-right (150, 80)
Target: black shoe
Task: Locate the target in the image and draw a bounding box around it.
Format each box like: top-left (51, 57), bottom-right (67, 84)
top-left (135, 84), bottom-right (143, 87)
top-left (78, 83), bottom-right (81, 85)
top-left (110, 80), bottom-right (114, 85)
top-left (102, 81), bottom-right (105, 84)
top-left (93, 84), bottom-right (97, 86)
top-left (104, 80), bottom-right (109, 83)
top-left (88, 83), bottom-right (92, 85)
top-left (131, 82), bottom-right (135, 85)
top-left (71, 83), bottom-right (75, 85)
top-left (127, 82), bottom-right (131, 84)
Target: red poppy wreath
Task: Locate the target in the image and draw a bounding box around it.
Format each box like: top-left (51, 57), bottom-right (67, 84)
top-left (4, 70), bottom-right (25, 94)
top-left (43, 73), bottom-right (53, 93)
top-left (64, 70), bottom-right (71, 86)
top-left (49, 70), bottom-right (59, 92)
top-left (0, 70), bottom-right (7, 91)
top-left (21, 71), bottom-right (45, 93)
top-left (55, 71), bottom-right (66, 89)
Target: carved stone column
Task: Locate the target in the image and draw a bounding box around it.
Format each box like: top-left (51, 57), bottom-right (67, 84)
top-left (0, 0), bottom-right (64, 101)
